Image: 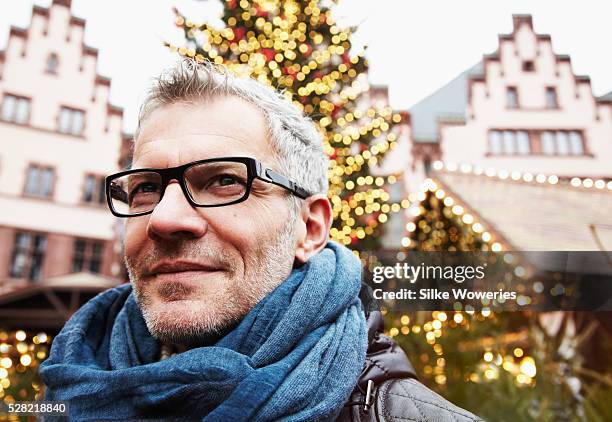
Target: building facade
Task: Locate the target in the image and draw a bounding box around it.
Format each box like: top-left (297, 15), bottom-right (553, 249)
top-left (0, 0), bottom-right (124, 293)
top-left (408, 15), bottom-right (612, 183)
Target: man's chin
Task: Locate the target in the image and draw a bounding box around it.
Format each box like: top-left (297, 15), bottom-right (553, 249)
top-left (140, 298), bottom-right (239, 345)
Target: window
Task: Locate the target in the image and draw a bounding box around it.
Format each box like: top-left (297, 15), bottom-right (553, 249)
top-left (557, 132), bottom-right (570, 155)
top-left (83, 174), bottom-right (106, 205)
top-left (24, 164), bottom-right (55, 198)
top-left (506, 87), bottom-right (519, 109)
top-left (72, 239), bottom-right (104, 274)
top-left (541, 131), bottom-right (555, 155)
top-left (516, 131), bottom-right (530, 155)
top-left (522, 61), bottom-right (535, 72)
top-left (423, 158), bottom-right (431, 175)
top-left (59, 107), bottom-right (85, 135)
top-left (10, 232), bottom-right (47, 280)
top-left (46, 53), bottom-right (59, 74)
top-left (490, 130), bottom-right (585, 156)
top-left (546, 87), bottom-right (558, 109)
top-left (488, 131), bottom-right (502, 155)
top-left (1, 94), bottom-right (30, 124)
top-left (72, 239), bottom-right (86, 272)
top-left (90, 243), bottom-right (103, 273)
top-left (569, 132), bottom-right (584, 155)
top-left (502, 131), bottom-right (516, 154)
top-left (488, 130), bottom-right (531, 155)
top-left (540, 131), bottom-right (584, 156)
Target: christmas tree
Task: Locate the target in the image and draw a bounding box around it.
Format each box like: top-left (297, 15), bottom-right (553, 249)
top-left (403, 189), bottom-right (488, 251)
top-left (387, 179), bottom-right (612, 420)
top-left (168, 0), bottom-right (408, 251)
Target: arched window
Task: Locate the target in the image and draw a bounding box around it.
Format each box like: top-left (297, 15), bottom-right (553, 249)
top-left (46, 53), bottom-right (59, 74)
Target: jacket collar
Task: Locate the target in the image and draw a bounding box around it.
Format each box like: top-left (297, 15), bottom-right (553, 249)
top-left (356, 285), bottom-right (418, 390)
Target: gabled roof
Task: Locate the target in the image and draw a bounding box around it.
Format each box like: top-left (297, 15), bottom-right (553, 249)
top-left (409, 63), bottom-right (483, 143)
top-left (408, 15), bottom-right (609, 144)
top-left (433, 171), bottom-right (612, 251)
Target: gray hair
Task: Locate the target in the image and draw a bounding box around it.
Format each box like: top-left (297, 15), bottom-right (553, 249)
top-left (136, 59), bottom-right (329, 214)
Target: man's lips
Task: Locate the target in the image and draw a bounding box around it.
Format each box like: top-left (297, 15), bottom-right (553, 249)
top-left (149, 261), bottom-right (224, 277)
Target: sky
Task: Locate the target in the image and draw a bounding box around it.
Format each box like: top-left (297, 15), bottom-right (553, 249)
top-left (2, 0), bottom-right (612, 133)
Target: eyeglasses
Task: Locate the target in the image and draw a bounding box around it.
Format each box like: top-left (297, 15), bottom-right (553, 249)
top-left (105, 157), bottom-right (312, 218)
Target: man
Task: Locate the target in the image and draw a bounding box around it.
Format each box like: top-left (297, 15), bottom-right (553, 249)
top-left (40, 59), bottom-right (481, 421)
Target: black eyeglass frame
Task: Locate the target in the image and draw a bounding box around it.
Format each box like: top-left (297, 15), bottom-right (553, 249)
top-left (105, 156), bottom-right (313, 218)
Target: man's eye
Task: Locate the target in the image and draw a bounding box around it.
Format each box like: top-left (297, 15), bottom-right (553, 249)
top-left (205, 174), bottom-right (246, 188)
top-left (132, 182), bottom-right (160, 195)
top-left (217, 175), bottom-right (239, 186)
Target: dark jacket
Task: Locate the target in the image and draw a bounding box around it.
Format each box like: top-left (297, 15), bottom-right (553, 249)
top-left (337, 289), bottom-right (483, 422)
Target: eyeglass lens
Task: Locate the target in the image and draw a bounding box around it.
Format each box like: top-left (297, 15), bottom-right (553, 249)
top-left (109, 161), bottom-right (249, 215)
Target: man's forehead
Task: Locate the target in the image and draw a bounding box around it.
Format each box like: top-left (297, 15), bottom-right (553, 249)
top-left (133, 97), bottom-right (271, 166)
top-left (133, 135), bottom-right (257, 166)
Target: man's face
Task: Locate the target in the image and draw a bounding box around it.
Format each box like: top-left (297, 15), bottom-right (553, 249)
top-left (124, 96), bottom-right (297, 345)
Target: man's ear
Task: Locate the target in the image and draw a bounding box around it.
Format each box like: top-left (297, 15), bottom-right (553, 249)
top-left (294, 194), bottom-right (332, 264)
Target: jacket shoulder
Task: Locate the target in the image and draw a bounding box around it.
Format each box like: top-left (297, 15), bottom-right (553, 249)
top-left (375, 378), bottom-right (483, 422)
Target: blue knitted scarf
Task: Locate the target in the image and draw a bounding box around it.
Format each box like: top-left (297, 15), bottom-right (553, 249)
top-left (40, 242), bottom-right (367, 421)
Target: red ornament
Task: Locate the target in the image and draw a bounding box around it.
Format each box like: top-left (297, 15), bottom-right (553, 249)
top-left (227, 0), bottom-right (237, 9)
top-left (342, 52), bottom-right (350, 64)
top-left (302, 44), bottom-right (312, 57)
top-left (261, 48), bottom-right (276, 62)
top-left (254, 6), bottom-right (268, 17)
top-left (233, 27), bottom-right (246, 41)
top-left (331, 104), bottom-right (341, 119)
top-left (328, 148), bottom-right (337, 159)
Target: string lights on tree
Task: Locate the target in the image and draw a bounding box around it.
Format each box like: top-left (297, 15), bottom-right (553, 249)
top-left (401, 177), bottom-right (504, 252)
top-left (0, 330), bottom-right (50, 404)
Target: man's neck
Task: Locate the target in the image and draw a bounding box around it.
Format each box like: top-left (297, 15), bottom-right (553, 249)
top-left (158, 322), bottom-right (240, 360)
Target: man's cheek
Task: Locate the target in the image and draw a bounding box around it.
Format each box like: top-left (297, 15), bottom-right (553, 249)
top-left (124, 220), bottom-right (148, 258)
top-left (247, 201), bottom-right (289, 232)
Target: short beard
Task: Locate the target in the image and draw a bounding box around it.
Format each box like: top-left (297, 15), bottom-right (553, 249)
top-left (125, 211), bottom-right (297, 346)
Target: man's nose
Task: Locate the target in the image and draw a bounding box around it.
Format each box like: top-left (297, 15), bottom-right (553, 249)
top-left (146, 181), bottom-right (208, 241)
